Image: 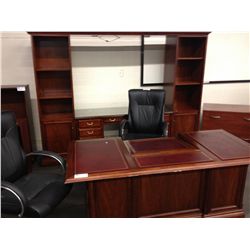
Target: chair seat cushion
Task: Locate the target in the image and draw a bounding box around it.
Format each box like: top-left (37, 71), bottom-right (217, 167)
top-left (14, 172), bottom-right (71, 217)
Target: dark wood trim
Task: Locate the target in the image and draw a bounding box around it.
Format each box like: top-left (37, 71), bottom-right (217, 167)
top-left (206, 80), bottom-right (250, 84)
top-left (140, 35), bottom-right (144, 87)
top-left (28, 32), bottom-right (210, 36)
top-left (140, 35), bottom-right (165, 86)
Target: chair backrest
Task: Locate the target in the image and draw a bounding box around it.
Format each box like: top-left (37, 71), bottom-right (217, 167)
top-left (1, 111), bottom-right (26, 182)
top-left (127, 89), bottom-right (165, 133)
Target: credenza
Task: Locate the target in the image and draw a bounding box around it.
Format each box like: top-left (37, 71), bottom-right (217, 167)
top-left (202, 103), bottom-right (250, 143)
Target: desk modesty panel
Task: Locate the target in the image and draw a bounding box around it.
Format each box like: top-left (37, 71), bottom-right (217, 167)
top-left (65, 130), bottom-right (250, 218)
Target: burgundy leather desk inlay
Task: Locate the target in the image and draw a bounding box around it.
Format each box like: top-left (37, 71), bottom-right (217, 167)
top-left (187, 130), bottom-right (250, 160)
top-left (128, 137), bottom-right (191, 154)
top-left (75, 138), bottom-right (129, 174)
top-left (135, 150), bottom-right (212, 168)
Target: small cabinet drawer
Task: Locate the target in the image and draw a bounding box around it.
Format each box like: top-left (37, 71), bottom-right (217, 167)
top-left (79, 128), bottom-right (103, 139)
top-left (79, 119), bottom-right (102, 128)
top-left (103, 116), bottom-right (122, 124)
top-left (202, 111), bottom-right (250, 141)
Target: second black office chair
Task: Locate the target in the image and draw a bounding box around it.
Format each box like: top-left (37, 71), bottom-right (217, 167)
top-left (1, 111), bottom-right (72, 217)
top-left (119, 89), bottom-right (168, 140)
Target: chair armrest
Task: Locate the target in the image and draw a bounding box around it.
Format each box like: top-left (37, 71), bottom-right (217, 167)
top-left (160, 121), bottom-right (169, 137)
top-left (1, 181), bottom-right (28, 217)
top-left (119, 119), bottom-right (129, 139)
top-left (26, 151), bottom-right (66, 174)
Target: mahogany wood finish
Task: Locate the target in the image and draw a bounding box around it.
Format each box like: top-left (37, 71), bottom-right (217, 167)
top-left (88, 178), bottom-right (132, 218)
top-left (164, 34), bottom-right (208, 136)
top-left (30, 35), bottom-right (75, 161)
top-left (65, 130), bottom-right (250, 218)
top-left (77, 116), bottom-right (125, 139)
top-left (202, 103), bottom-right (250, 143)
top-left (203, 165), bottom-right (247, 217)
top-left (28, 32), bottom-right (209, 147)
top-left (171, 112), bottom-right (198, 136)
top-left (1, 85), bottom-right (33, 153)
top-left (42, 120), bottom-right (74, 158)
top-left (133, 171), bottom-right (204, 217)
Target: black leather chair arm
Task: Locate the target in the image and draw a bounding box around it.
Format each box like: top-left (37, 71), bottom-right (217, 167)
top-left (26, 150), bottom-right (66, 174)
top-left (1, 181), bottom-right (28, 217)
top-left (119, 119), bottom-right (129, 139)
top-left (160, 121), bottom-right (169, 137)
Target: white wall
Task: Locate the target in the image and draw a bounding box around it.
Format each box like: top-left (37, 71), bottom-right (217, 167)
top-left (71, 46), bottom-right (142, 109)
top-left (202, 32), bottom-right (250, 106)
top-left (202, 83), bottom-right (250, 105)
top-left (204, 32), bottom-right (250, 82)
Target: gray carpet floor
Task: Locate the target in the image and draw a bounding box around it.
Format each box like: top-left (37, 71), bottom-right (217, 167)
top-left (47, 182), bottom-right (88, 218)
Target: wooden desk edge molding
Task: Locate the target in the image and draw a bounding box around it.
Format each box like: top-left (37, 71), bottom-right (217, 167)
top-left (65, 130), bottom-right (250, 218)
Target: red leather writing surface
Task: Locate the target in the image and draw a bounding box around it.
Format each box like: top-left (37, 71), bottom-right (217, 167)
top-left (75, 138), bottom-right (129, 174)
top-left (188, 130), bottom-right (250, 160)
top-left (136, 150), bottom-right (212, 168)
top-left (128, 137), bottom-right (191, 153)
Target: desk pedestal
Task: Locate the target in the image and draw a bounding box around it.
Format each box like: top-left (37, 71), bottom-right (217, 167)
top-left (87, 165), bottom-right (247, 218)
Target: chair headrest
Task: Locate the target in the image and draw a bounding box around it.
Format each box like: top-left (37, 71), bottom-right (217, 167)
top-left (1, 111), bottom-right (17, 138)
top-left (128, 89), bottom-right (165, 105)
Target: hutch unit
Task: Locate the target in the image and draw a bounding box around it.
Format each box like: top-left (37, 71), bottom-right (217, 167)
top-left (29, 32), bottom-right (209, 157)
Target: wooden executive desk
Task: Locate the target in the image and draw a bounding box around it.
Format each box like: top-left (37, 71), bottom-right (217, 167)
top-left (65, 130), bottom-right (250, 218)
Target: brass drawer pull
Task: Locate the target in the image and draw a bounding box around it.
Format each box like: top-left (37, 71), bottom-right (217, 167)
top-left (210, 115), bottom-right (221, 119)
top-left (86, 122), bottom-right (94, 126)
top-left (243, 117), bottom-right (250, 122)
top-left (87, 130), bottom-right (94, 135)
top-left (109, 118), bottom-right (116, 122)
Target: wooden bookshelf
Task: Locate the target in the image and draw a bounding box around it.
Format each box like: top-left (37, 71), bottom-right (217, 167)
top-left (30, 34), bottom-right (75, 159)
top-left (164, 34), bottom-right (208, 136)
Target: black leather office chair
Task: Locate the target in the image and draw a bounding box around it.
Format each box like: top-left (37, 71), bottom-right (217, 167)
top-left (119, 89), bottom-right (168, 140)
top-left (1, 111), bottom-right (72, 217)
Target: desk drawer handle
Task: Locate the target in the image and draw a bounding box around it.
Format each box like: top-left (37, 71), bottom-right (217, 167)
top-left (86, 122), bottom-right (94, 126)
top-left (87, 130), bottom-right (94, 135)
top-left (243, 117), bottom-right (250, 122)
top-left (210, 115), bottom-right (221, 119)
top-left (109, 118), bottom-right (116, 122)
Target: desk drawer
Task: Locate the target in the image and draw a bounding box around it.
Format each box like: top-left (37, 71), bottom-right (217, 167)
top-left (103, 116), bottom-right (122, 124)
top-left (79, 128), bottom-right (103, 139)
top-left (202, 111), bottom-right (250, 141)
top-left (79, 119), bottom-right (102, 128)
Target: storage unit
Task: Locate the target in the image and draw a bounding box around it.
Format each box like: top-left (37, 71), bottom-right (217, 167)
top-left (29, 32), bottom-right (209, 156)
top-left (164, 34), bottom-right (208, 136)
top-left (30, 34), bottom-right (75, 159)
top-left (1, 85), bottom-right (33, 153)
top-left (202, 103), bottom-right (250, 143)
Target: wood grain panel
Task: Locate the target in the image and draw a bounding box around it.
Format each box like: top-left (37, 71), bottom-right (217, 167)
top-left (133, 171), bottom-right (204, 217)
top-left (42, 120), bottom-right (73, 154)
top-left (88, 178), bottom-right (132, 217)
top-left (204, 165), bottom-right (248, 216)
